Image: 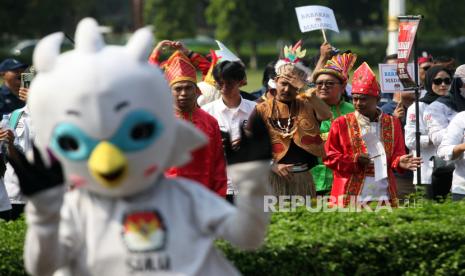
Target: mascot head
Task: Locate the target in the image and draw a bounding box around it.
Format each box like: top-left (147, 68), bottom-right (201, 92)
top-left (28, 18), bottom-right (206, 197)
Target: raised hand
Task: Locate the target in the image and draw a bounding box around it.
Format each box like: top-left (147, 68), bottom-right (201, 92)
top-left (320, 42), bottom-right (333, 60)
top-left (7, 144), bottom-right (64, 196)
top-left (393, 101), bottom-right (405, 120)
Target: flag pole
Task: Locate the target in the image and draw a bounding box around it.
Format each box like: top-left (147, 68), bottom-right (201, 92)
top-left (321, 29), bottom-right (328, 42)
top-left (398, 15), bottom-right (423, 188)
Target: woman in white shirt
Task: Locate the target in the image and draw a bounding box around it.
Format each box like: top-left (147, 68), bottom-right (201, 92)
top-left (423, 67), bottom-right (455, 147)
top-left (407, 66), bottom-right (452, 198)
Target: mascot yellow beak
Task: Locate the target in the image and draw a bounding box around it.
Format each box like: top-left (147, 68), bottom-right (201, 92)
top-left (88, 141), bottom-right (128, 188)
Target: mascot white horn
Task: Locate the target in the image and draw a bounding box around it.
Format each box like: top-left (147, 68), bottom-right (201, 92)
top-left (11, 18), bottom-right (271, 276)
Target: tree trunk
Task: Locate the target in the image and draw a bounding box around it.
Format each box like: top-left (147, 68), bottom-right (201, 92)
top-left (249, 40), bottom-right (258, 70)
top-left (233, 41), bottom-right (241, 60)
top-left (350, 30), bottom-right (361, 45)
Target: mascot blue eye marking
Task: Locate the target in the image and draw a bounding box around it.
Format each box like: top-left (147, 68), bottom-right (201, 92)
top-left (51, 110), bottom-right (163, 161)
top-left (110, 110), bottom-right (162, 151)
top-left (51, 124), bottom-right (98, 161)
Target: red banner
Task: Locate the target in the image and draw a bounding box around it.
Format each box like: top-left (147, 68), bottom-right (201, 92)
top-left (397, 19), bottom-right (420, 89)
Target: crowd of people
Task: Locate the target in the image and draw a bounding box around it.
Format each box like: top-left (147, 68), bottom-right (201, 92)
top-left (145, 38), bottom-right (463, 207)
top-left (1, 15), bottom-right (465, 274)
top-left (145, 38), bottom-right (442, 207)
top-left (0, 34), bottom-right (464, 221)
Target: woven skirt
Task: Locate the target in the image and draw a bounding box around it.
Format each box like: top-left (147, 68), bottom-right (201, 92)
top-left (269, 170), bottom-right (316, 197)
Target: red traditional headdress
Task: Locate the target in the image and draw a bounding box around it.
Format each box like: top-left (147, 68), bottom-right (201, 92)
top-left (351, 62), bottom-right (380, 97)
top-left (162, 51), bottom-right (197, 86)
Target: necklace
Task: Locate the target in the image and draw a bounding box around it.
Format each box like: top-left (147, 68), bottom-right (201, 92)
top-left (276, 116), bottom-right (292, 133)
top-left (271, 99), bottom-right (296, 138)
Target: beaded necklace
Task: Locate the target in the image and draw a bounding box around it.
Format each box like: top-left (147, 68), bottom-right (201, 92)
top-left (270, 99), bottom-right (297, 138)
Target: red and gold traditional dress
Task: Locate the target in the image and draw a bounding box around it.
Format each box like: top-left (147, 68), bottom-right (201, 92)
top-left (166, 108), bottom-right (227, 196)
top-left (324, 113), bottom-right (405, 206)
top-left (323, 63), bottom-right (405, 206)
top-left (152, 49), bottom-right (227, 196)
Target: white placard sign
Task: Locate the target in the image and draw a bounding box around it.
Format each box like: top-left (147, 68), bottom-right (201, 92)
top-left (362, 133), bottom-right (388, 182)
top-left (378, 63), bottom-right (415, 93)
top-left (295, 5), bottom-right (339, 33)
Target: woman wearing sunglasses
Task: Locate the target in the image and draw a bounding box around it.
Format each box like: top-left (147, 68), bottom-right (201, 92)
top-left (405, 66), bottom-right (452, 199)
top-left (436, 65), bottom-right (465, 201)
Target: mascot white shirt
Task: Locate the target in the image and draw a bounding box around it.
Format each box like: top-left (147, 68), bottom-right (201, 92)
top-left (17, 18), bottom-right (271, 276)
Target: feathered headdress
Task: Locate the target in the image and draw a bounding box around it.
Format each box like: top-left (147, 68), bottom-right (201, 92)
top-left (203, 49), bottom-right (219, 86)
top-left (283, 40), bottom-right (306, 63)
top-left (275, 40), bottom-right (310, 82)
top-left (313, 52), bottom-right (357, 84)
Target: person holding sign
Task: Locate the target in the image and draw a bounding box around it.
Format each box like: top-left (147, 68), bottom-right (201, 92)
top-left (324, 62), bottom-right (421, 207)
top-left (250, 40), bottom-right (331, 197)
top-left (380, 55), bottom-right (415, 127)
top-left (310, 52), bottom-right (357, 195)
top-left (308, 42), bottom-right (333, 83)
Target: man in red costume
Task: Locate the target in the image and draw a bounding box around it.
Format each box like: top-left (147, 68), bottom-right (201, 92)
top-left (324, 62), bottom-right (421, 206)
top-left (150, 42), bottom-right (227, 197)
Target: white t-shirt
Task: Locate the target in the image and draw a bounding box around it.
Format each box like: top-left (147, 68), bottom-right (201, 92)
top-left (26, 178), bottom-right (240, 276)
top-left (424, 100), bottom-right (457, 147)
top-left (202, 97), bottom-right (256, 194)
top-left (202, 97), bottom-right (256, 141)
top-left (404, 102), bottom-right (435, 184)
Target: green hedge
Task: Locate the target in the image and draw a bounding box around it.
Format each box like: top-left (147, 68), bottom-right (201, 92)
top-left (0, 217), bottom-right (27, 276)
top-left (219, 199), bottom-right (465, 275)
top-left (3, 200), bottom-right (465, 275)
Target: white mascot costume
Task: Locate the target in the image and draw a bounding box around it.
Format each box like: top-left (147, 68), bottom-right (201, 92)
top-left (11, 18), bottom-right (271, 276)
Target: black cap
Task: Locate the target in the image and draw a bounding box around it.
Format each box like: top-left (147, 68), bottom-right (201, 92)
top-left (0, 58), bottom-right (28, 72)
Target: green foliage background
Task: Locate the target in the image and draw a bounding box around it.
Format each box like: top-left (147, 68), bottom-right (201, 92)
top-left (4, 199), bottom-right (465, 275)
top-left (2, 0), bottom-right (465, 69)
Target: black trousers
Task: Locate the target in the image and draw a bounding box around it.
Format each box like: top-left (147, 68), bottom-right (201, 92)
top-left (226, 194), bottom-right (235, 205)
top-left (0, 204), bottom-right (25, 221)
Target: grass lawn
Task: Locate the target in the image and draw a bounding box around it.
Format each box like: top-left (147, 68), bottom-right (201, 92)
top-left (242, 68), bottom-right (264, 93)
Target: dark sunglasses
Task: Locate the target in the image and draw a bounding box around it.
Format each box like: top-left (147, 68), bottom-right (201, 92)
top-left (420, 65), bottom-right (431, 71)
top-left (432, 78), bottom-right (452, 85)
top-left (315, 80), bottom-right (340, 88)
